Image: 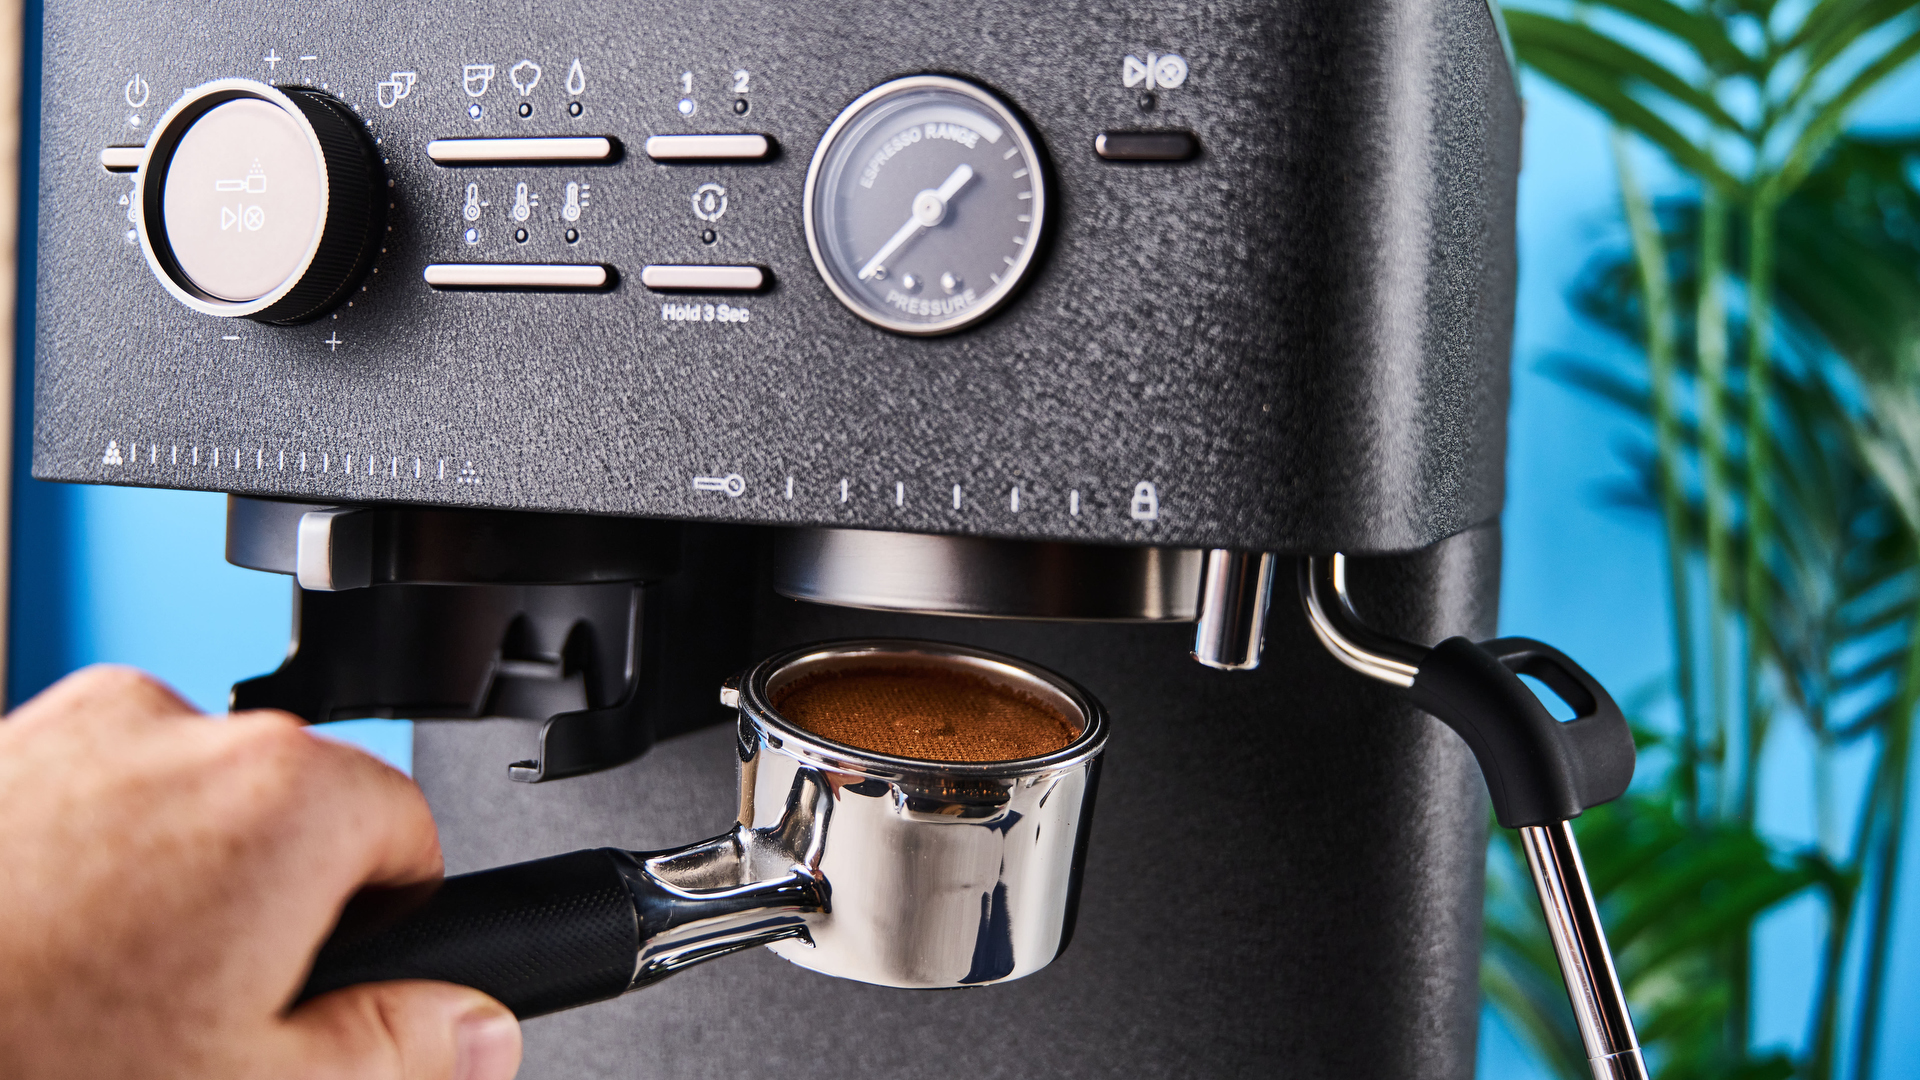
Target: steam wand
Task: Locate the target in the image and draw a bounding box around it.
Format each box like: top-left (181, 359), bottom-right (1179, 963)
top-left (1300, 555), bottom-right (1647, 1080)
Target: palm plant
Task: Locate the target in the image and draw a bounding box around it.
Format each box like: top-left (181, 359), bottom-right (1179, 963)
top-left (1491, 1), bottom-right (1920, 1077)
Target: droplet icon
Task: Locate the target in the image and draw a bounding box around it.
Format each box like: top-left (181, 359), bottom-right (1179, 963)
top-left (566, 59), bottom-right (585, 96)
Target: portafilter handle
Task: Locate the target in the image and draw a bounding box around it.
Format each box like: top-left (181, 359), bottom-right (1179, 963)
top-left (299, 770), bottom-right (831, 1019)
top-left (1301, 555), bottom-right (1648, 1080)
top-left (300, 848), bottom-right (648, 1018)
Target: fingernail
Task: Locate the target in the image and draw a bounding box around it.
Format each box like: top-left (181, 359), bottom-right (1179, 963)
top-left (454, 1009), bottom-right (521, 1080)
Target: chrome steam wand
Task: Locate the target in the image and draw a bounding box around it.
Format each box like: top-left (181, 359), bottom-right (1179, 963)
top-left (1301, 555), bottom-right (1648, 1080)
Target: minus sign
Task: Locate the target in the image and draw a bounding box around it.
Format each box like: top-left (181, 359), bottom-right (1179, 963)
top-left (221, 335), bottom-right (240, 340)
top-left (299, 54), bottom-right (318, 60)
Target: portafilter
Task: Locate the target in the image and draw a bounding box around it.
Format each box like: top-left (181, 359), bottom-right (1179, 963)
top-left (298, 639), bottom-right (1106, 1016)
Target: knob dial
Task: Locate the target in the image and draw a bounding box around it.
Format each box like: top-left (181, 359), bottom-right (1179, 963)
top-left (137, 80), bottom-right (385, 324)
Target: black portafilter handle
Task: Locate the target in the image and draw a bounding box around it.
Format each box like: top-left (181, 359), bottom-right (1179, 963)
top-left (1408, 636), bottom-right (1635, 829)
top-left (298, 848), bottom-right (642, 1019)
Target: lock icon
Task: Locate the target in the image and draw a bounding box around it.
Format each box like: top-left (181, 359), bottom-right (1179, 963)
top-left (1130, 481), bottom-right (1160, 521)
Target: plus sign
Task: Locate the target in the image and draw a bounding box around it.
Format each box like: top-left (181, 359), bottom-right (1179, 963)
top-left (264, 49), bottom-right (281, 71)
top-left (323, 332), bottom-right (343, 351)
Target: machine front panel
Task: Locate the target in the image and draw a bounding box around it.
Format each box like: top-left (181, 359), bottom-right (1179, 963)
top-left (33, 0), bottom-right (1517, 554)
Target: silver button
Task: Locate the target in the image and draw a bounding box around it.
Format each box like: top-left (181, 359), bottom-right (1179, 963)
top-left (99, 145), bottom-right (143, 172)
top-left (426, 137), bottom-right (617, 164)
top-left (643, 134), bottom-right (772, 162)
top-left (423, 264), bottom-right (611, 290)
top-left (639, 265), bottom-right (765, 291)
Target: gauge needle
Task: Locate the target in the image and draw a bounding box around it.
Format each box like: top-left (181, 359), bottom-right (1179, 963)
top-left (857, 163), bottom-right (974, 282)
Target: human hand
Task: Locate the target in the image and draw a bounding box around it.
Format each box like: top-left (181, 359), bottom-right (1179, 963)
top-left (0, 665), bottom-right (522, 1080)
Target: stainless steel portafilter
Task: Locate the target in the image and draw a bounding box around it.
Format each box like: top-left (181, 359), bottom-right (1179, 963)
top-left (299, 639), bottom-right (1106, 1017)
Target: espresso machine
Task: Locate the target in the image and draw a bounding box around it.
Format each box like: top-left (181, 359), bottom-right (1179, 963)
top-left (30, 0), bottom-right (1649, 1076)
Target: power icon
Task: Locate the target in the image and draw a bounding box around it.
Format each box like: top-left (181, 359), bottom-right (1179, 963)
top-left (124, 73), bottom-right (150, 109)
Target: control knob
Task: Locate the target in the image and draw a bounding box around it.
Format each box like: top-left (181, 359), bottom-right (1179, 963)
top-left (136, 79), bottom-right (385, 324)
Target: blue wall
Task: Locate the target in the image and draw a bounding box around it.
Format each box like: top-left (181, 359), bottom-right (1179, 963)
top-left (7, 19), bottom-right (1916, 1079)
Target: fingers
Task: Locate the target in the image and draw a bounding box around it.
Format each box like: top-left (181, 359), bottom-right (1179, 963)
top-left (281, 981), bottom-right (521, 1080)
top-left (222, 710), bottom-right (446, 893)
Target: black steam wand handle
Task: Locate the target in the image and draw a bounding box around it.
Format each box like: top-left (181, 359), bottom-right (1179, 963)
top-left (1409, 636), bottom-right (1634, 830)
top-left (298, 848), bottom-right (644, 1020)
top-left (1300, 556), bottom-right (1647, 1080)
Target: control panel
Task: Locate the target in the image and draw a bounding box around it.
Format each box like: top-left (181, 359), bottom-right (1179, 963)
top-left (35, 0), bottom-right (1520, 555)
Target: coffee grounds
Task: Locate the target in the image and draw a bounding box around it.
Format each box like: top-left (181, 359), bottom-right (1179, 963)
top-left (773, 665), bottom-right (1080, 763)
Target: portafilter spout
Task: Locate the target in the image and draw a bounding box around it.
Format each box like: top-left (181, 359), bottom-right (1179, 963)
top-left (1301, 555), bottom-right (1648, 1080)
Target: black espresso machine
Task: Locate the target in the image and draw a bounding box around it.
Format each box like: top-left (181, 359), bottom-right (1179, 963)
top-left (31, 1), bottom-right (1651, 1076)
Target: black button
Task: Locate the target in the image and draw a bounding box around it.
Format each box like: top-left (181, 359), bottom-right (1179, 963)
top-left (1095, 130), bottom-right (1199, 162)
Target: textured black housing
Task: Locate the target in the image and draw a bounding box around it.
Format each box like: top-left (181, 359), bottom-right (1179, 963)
top-left (34, 0), bottom-right (1517, 555)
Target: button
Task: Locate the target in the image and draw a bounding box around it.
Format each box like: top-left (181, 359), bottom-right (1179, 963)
top-left (99, 146), bottom-right (143, 172)
top-left (1094, 130), bottom-right (1199, 162)
top-left (643, 134), bottom-right (772, 162)
top-left (165, 98), bottom-right (329, 303)
top-left (426, 137), bottom-right (618, 165)
top-left (640, 265), bottom-right (765, 291)
top-left (423, 264), bottom-right (611, 290)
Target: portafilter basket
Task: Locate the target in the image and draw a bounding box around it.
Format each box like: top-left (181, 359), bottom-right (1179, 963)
top-left (299, 639), bottom-right (1108, 1017)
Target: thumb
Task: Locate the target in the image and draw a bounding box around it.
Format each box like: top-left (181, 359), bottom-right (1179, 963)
top-left (281, 980), bottom-right (522, 1080)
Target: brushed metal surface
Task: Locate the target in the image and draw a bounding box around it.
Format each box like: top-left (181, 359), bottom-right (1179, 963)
top-left (773, 527), bottom-right (1203, 620)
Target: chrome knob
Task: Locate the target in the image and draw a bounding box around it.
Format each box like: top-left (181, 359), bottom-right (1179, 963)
top-left (136, 79), bottom-right (385, 324)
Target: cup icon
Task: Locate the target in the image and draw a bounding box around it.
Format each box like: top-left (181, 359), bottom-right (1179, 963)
top-left (463, 64), bottom-right (495, 98)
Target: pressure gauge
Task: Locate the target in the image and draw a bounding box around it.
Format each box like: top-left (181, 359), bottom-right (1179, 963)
top-left (804, 76), bottom-right (1047, 336)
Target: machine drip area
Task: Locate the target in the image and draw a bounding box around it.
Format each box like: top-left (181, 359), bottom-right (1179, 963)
top-left (301, 639), bottom-right (1108, 1015)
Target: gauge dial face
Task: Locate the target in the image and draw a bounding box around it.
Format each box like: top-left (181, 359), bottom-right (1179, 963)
top-left (805, 76), bottom-right (1046, 335)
